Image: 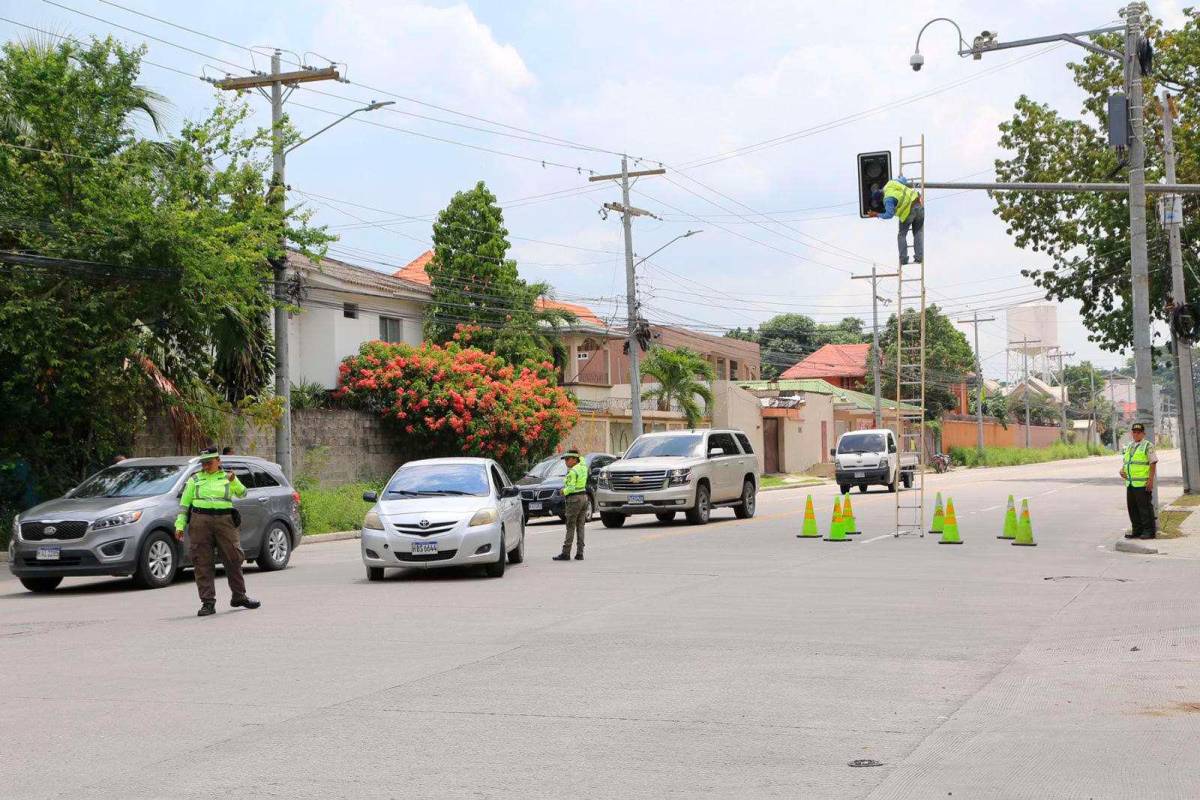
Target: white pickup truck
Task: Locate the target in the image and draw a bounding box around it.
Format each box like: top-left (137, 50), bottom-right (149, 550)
top-left (832, 428), bottom-right (918, 494)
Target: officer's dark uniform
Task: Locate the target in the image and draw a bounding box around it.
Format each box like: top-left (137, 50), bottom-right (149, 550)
top-left (1120, 423), bottom-right (1157, 540)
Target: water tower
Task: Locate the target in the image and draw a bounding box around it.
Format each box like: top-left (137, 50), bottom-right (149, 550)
top-left (1006, 304), bottom-right (1058, 385)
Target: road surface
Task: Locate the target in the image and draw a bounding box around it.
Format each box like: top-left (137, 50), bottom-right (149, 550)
top-left (3, 452), bottom-right (1197, 799)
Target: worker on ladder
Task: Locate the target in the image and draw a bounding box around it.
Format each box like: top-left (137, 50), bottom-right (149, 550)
top-left (868, 176), bottom-right (923, 265)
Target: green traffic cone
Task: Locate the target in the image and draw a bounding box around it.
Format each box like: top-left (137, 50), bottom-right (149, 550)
top-left (824, 495), bottom-right (851, 542)
top-left (798, 494), bottom-right (820, 538)
top-left (1013, 499), bottom-right (1037, 546)
top-left (998, 495), bottom-right (1018, 540)
top-left (842, 493), bottom-right (861, 535)
top-left (929, 492), bottom-right (944, 535)
top-left (937, 498), bottom-right (963, 544)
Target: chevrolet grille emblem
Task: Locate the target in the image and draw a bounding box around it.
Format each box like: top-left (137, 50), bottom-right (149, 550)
top-left (630, 476), bottom-right (642, 484)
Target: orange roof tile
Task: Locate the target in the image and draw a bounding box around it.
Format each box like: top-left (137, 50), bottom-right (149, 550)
top-left (536, 297), bottom-right (605, 328)
top-left (780, 343), bottom-right (871, 380)
top-left (393, 250), bottom-right (432, 285)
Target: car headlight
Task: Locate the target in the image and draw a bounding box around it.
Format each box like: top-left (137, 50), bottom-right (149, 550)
top-left (597, 471), bottom-right (610, 489)
top-left (878, 458), bottom-right (888, 471)
top-left (91, 510), bottom-right (143, 530)
top-left (469, 508), bottom-right (498, 527)
top-left (363, 510), bottom-right (384, 530)
top-left (667, 468), bottom-right (692, 486)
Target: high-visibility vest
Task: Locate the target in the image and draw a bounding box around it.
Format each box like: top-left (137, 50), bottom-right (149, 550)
top-left (563, 462), bottom-right (588, 495)
top-left (175, 470), bottom-right (246, 530)
top-left (1124, 441), bottom-right (1152, 487)
top-left (883, 179), bottom-right (920, 222)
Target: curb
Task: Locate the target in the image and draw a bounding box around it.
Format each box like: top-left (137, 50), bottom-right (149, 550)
top-left (300, 530), bottom-right (360, 545)
top-left (761, 481), bottom-right (828, 493)
top-left (1115, 538), bottom-right (1158, 554)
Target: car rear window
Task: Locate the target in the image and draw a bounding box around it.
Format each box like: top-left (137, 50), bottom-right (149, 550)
top-left (735, 433), bottom-right (753, 454)
top-left (252, 469), bottom-right (279, 488)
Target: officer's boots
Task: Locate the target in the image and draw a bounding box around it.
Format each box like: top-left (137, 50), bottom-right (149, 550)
top-left (197, 601), bottom-right (216, 617)
top-left (552, 548), bottom-right (571, 561)
top-left (574, 549), bottom-right (584, 561)
top-left (231, 595), bottom-right (262, 609)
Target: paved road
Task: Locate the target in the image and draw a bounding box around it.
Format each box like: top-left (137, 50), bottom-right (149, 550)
top-left (3, 452), bottom-right (1198, 799)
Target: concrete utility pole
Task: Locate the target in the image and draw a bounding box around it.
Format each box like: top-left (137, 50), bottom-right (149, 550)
top-left (1051, 348), bottom-right (1075, 441)
top-left (1161, 90), bottom-right (1200, 493)
top-left (1111, 370), bottom-right (1120, 449)
top-left (854, 265), bottom-right (899, 428)
top-left (589, 159), bottom-right (666, 439)
top-left (213, 55), bottom-right (387, 478)
top-left (1090, 369), bottom-right (1097, 447)
top-left (1014, 336), bottom-right (1041, 448)
top-left (957, 312), bottom-right (995, 453)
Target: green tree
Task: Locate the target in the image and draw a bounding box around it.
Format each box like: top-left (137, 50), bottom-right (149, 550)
top-left (0, 36), bottom-right (326, 493)
top-left (878, 304), bottom-right (975, 419)
top-left (426, 181), bottom-right (572, 367)
top-left (639, 347), bottom-right (716, 427)
top-left (992, 13), bottom-right (1200, 352)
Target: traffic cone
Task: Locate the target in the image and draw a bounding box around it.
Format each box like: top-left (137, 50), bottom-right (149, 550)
top-left (998, 495), bottom-right (1018, 540)
top-left (938, 498), bottom-right (963, 544)
top-left (824, 495), bottom-right (851, 542)
top-left (1012, 499), bottom-right (1037, 546)
top-left (929, 492), bottom-right (944, 536)
top-left (798, 494), bottom-right (820, 538)
top-left (842, 493), bottom-right (861, 535)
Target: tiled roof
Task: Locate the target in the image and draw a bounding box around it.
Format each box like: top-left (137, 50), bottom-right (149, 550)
top-left (287, 250), bottom-right (431, 297)
top-left (780, 343), bottom-right (871, 380)
top-left (537, 297), bottom-right (605, 328)
top-left (393, 250), bottom-right (433, 285)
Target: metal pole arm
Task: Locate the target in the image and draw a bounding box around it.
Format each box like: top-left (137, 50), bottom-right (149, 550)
top-left (284, 101), bottom-right (394, 155)
top-left (960, 26), bottom-right (1124, 60)
top-left (922, 180), bottom-right (1200, 193)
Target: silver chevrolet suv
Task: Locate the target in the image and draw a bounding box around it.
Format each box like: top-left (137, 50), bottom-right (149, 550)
top-left (8, 456), bottom-right (301, 593)
top-left (594, 429), bottom-right (759, 527)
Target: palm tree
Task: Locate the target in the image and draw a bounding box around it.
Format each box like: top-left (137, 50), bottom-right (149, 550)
top-left (640, 347), bottom-right (716, 428)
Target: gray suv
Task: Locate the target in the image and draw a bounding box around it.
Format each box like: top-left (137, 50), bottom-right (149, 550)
top-left (8, 456), bottom-right (302, 593)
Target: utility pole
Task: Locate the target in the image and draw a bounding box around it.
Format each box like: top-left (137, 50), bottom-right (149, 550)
top-left (1014, 336), bottom-right (1041, 448)
top-left (854, 265), bottom-right (898, 427)
top-left (957, 312), bottom-right (996, 453)
top-left (213, 53), bottom-right (344, 479)
top-left (1089, 369), bottom-right (1097, 447)
top-left (1110, 370), bottom-right (1120, 449)
top-left (589, 159), bottom-right (666, 439)
top-left (1161, 90), bottom-right (1200, 493)
top-left (1050, 348), bottom-right (1075, 441)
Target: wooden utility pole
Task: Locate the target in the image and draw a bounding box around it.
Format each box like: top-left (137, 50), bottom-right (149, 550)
top-left (211, 54), bottom-right (343, 479)
top-left (589, 160), bottom-right (665, 438)
top-left (854, 265), bottom-right (898, 428)
top-left (956, 312), bottom-right (995, 454)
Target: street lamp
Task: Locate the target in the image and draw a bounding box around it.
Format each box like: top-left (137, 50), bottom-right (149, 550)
top-left (634, 229), bottom-right (702, 268)
top-left (285, 100), bottom-right (395, 155)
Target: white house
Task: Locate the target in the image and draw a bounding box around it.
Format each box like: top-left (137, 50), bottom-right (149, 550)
top-left (285, 250), bottom-right (432, 389)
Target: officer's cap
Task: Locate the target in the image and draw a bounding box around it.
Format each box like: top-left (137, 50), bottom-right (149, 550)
top-left (1131, 422), bottom-right (1146, 433)
top-left (198, 446), bottom-right (222, 461)
top-left (560, 451), bottom-right (582, 460)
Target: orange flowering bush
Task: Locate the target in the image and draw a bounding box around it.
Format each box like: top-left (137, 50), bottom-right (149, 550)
top-left (334, 329), bottom-right (578, 476)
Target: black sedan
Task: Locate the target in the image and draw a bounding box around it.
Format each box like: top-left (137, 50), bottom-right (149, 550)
top-left (516, 452), bottom-right (616, 522)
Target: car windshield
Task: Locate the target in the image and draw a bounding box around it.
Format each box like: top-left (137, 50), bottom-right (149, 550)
top-left (383, 464), bottom-right (491, 497)
top-left (838, 433), bottom-right (886, 453)
top-left (623, 435), bottom-right (704, 459)
top-left (70, 465), bottom-right (186, 499)
top-left (524, 456), bottom-right (564, 480)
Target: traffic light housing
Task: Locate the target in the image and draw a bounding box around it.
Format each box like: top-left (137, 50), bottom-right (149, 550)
top-left (857, 151), bottom-right (892, 218)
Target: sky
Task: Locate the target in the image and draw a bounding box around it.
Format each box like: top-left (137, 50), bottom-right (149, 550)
top-left (4, 0), bottom-right (1191, 379)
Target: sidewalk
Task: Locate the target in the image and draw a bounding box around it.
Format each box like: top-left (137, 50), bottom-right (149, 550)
top-left (1115, 488), bottom-right (1200, 558)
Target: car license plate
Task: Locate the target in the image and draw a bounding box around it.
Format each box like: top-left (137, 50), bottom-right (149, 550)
top-left (528, 502), bottom-right (543, 510)
top-left (36, 547), bottom-right (60, 561)
top-left (854, 472), bottom-right (865, 479)
top-left (411, 541), bottom-right (438, 555)
top-left (628, 494), bottom-right (645, 504)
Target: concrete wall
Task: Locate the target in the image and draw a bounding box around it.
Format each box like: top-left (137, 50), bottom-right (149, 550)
top-left (941, 417), bottom-right (1065, 451)
top-left (133, 409), bottom-right (410, 486)
top-left (711, 382), bottom-right (765, 472)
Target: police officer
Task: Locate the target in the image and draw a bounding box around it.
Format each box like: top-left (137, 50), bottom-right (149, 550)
top-left (1120, 422), bottom-right (1158, 540)
top-left (553, 452), bottom-right (589, 562)
top-left (175, 446), bottom-right (261, 616)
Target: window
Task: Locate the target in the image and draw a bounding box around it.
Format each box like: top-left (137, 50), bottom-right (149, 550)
top-left (707, 432), bottom-right (739, 456)
top-left (70, 465), bottom-right (187, 499)
top-left (252, 469), bottom-right (279, 488)
top-left (730, 360), bottom-right (739, 379)
top-left (624, 434), bottom-right (704, 459)
top-left (383, 464), bottom-right (490, 497)
top-left (735, 433), bottom-right (753, 454)
top-left (490, 465), bottom-right (509, 493)
top-left (343, 302), bottom-right (358, 319)
top-left (379, 316), bottom-right (403, 343)
top-left (226, 465), bottom-right (256, 489)
top-left (838, 433), bottom-right (885, 454)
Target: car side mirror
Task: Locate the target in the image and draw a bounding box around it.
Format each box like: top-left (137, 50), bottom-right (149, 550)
top-left (708, 447), bottom-right (722, 457)
top-left (362, 491), bottom-right (378, 503)
top-left (501, 486), bottom-right (520, 498)
top-left (829, 448), bottom-right (836, 457)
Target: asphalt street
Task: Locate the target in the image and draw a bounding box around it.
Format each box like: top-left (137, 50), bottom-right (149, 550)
top-left (3, 451), bottom-right (1198, 799)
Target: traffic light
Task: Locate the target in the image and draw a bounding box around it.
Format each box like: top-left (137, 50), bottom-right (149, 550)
top-left (857, 151), bottom-right (892, 218)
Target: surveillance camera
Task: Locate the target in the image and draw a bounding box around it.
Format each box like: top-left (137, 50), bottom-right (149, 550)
top-left (910, 52), bottom-right (924, 71)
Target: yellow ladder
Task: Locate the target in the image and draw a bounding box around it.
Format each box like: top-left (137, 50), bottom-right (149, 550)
top-left (894, 135), bottom-right (926, 537)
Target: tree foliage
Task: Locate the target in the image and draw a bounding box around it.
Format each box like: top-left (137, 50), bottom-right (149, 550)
top-left (425, 181), bottom-right (573, 367)
top-left (0, 36), bottom-right (326, 492)
top-left (639, 347), bottom-right (716, 427)
top-left (993, 13), bottom-right (1200, 352)
top-left (334, 331), bottom-right (578, 476)
top-left (726, 314), bottom-right (864, 379)
top-left (877, 304), bottom-right (975, 419)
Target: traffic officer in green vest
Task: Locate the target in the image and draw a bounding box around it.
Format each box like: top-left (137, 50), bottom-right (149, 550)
top-left (175, 446), bottom-right (261, 616)
top-left (1120, 422), bottom-right (1158, 540)
top-left (868, 176), bottom-right (923, 265)
top-left (553, 451), bottom-right (589, 562)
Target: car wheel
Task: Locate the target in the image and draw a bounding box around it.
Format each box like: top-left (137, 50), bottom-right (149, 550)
top-left (685, 484), bottom-right (711, 525)
top-left (902, 471), bottom-right (913, 489)
top-left (256, 523), bottom-right (292, 571)
top-left (734, 479), bottom-right (756, 519)
top-left (485, 530), bottom-right (507, 578)
top-left (508, 522), bottom-right (525, 564)
top-left (838, 484), bottom-right (850, 495)
top-left (366, 566), bottom-right (385, 582)
top-left (132, 531), bottom-right (177, 589)
top-left (858, 485), bottom-right (868, 493)
top-left (655, 511), bottom-right (676, 523)
top-left (600, 512), bottom-right (625, 529)
top-left (20, 576), bottom-right (62, 593)
top-left (585, 493), bottom-right (595, 520)
top-left (888, 474), bottom-right (898, 493)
